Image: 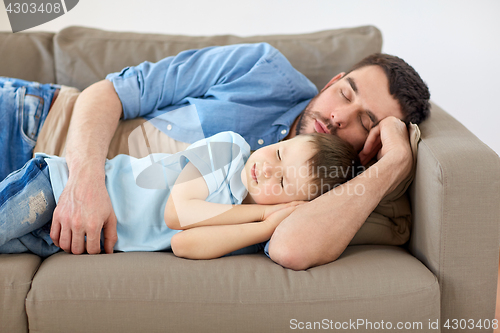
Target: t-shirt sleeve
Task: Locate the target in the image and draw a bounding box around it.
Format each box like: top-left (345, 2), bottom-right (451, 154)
top-left (105, 43), bottom-right (282, 120)
top-left (263, 240), bottom-right (271, 258)
top-left (177, 131), bottom-right (250, 199)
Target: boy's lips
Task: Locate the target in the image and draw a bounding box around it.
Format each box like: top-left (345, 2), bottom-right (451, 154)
top-left (251, 163), bottom-right (258, 183)
top-left (314, 119), bottom-right (329, 134)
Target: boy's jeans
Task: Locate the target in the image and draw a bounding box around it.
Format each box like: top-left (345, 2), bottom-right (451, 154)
top-left (0, 156), bottom-right (60, 257)
top-left (0, 77), bottom-right (60, 181)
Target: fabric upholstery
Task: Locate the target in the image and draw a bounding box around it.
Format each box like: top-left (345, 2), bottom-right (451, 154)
top-left (53, 25), bottom-right (382, 91)
top-left (0, 32), bottom-right (56, 83)
top-left (26, 247), bottom-right (439, 333)
top-left (0, 254), bottom-right (41, 333)
top-left (409, 102), bottom-right (500, 326)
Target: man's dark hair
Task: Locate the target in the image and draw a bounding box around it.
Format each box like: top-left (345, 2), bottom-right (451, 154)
top-left (347, 53), bottom-right (431, 124)
top-left (305, 133), bottom-right (362, 199)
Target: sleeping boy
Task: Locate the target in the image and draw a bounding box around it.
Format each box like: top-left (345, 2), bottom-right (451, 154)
top-left (0, 131), bottom-right (360, 259)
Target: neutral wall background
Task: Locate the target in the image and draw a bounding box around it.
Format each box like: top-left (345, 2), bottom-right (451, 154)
top-left (1, 0), bottom-right (499, 155)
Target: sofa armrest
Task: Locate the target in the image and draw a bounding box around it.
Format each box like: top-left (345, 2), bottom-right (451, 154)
top-left (409, 102), bottom-right (500, 329)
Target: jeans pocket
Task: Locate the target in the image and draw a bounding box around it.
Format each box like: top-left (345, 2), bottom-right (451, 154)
top-left (21, 93), bottom-right (44, 143)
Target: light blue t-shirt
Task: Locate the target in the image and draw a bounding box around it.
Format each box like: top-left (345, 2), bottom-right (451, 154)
top-left (105, 43), bottom-right (318, 151)
top-left (39, 132), bottom-right (262, 253)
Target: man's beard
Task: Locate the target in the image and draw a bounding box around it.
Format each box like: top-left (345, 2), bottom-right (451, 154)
top-left (296, 96), bottom-right (336, 136)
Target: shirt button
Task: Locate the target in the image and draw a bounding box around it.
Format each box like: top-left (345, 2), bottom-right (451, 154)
top-left (258, 139), bottom-right (264, 145)
top-left (281, 129), bottom-right (287, 135)
top-left (167, 124), bottom-right (172, 131)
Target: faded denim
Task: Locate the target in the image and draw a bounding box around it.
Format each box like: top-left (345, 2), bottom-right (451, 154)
top-left (0, 77), bottom-right (59, 181)
top-left (0, 156), bottom-right (60, 257)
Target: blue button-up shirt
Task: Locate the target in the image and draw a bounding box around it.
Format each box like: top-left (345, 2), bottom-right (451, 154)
top-left (106, 43), bottom-right (318, 150)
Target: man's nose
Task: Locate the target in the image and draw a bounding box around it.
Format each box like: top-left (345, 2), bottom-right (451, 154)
top-left (331, 105), bottom-right (356, 129)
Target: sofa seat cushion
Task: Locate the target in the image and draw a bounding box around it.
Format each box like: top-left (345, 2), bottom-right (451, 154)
top-left (26, 246), bottom-right (439, 333)
top-left (0, 254), bottom-right (42, 333)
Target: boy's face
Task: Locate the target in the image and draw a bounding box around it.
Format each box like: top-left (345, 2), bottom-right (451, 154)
top-left (241, 136), bottom-right (316, 205)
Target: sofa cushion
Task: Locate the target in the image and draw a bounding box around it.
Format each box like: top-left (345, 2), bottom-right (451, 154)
top-left (53, 25), bottom-right (382, 91)
top-left (0, 32), bottom-right (55, 84)
top-left (26, 248), bottom-right (439, 333)
top-left (0, 254), bottom-right (42, 333)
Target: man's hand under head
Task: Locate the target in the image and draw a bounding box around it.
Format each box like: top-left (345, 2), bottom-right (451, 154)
top-left (359, 116), bottom-right (412, 173)
top-left (358, 125), bottom-right (382, 166)
top-left (364, 116), bottom-right (413, 194)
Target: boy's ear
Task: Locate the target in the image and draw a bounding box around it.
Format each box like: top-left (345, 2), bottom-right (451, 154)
top-left (320, 72), bottom-right (345, 93)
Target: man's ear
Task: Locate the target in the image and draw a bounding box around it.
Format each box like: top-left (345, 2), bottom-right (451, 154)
top-left (320, 72), bottom-right (345, 93)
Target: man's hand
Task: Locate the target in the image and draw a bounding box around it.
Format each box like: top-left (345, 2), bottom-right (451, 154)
top-left (358, 125), bottom-right (382, 166)
top-left (372, 116), bottom-right (413, 195)
top-left (359, 117), bottom-right (413, 194)
top-left (50, 168), bottom-right (118, 254)
top-left (359, 116), bottom-right (412, 167)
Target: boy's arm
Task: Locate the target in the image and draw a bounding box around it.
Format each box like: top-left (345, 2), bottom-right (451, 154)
top-left (165, 162), bottom-right (296, 229)
top-left (171, 206), bottom-right (296, 259)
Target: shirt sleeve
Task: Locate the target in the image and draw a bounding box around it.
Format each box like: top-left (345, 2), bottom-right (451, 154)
top-left (106, 43), bottom-right (283, 120)
top-left (177, 131), bottom-right (250, 199)
top-left (263, 240), bottom-right (271, 258)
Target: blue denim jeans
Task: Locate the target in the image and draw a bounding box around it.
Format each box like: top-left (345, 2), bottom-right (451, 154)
top-left (0, 156), bottom-right (61, 257)
top-left (0, 77), bottom-right (60, 181)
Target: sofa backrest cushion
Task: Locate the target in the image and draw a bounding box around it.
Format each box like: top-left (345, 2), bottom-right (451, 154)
top-left (0, 31), bottom-right (56, 83)
top-left (53, 25), bottom-right (382, 91)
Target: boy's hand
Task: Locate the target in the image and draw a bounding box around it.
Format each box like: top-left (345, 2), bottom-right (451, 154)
top-left (264, 206), bottom-right (299, 232)
top-left (262, 201), bottom-right (306, 221)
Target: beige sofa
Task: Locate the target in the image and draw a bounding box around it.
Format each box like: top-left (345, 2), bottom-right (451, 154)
top-left (1, 26), bottom-right (499, 333)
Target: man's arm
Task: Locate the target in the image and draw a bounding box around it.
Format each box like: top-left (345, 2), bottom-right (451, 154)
top-left (50, 80), bottom-right (122, 255)
top-left (267, 117), bottom-right (413, 270)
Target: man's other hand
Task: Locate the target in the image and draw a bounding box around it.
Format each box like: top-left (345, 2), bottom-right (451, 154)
top-left (50, 169), bottom-right (118, 255)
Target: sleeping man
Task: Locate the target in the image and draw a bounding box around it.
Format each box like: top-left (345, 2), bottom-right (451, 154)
top-left (0, 43), bottom-right (430, 270)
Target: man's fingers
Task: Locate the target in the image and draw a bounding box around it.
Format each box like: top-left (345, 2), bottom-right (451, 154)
top-left (50, 220), bottom-right (61, 247)
top-left (85, 228), bottom-right (102, 255)
top-left (58, 225), bottom-right (72, 253)
top-left (103, 212), bottom-right (118, 254)
top-left (359, 139), bottom-right (380, 166)
top-left (359, 126), bottom-right (381, 165)
top-left (71, 230), bottom-right (86, 255)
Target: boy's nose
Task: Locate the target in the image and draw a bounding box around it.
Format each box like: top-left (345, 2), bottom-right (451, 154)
top-left (263, 162), bottom-right (273, 178)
